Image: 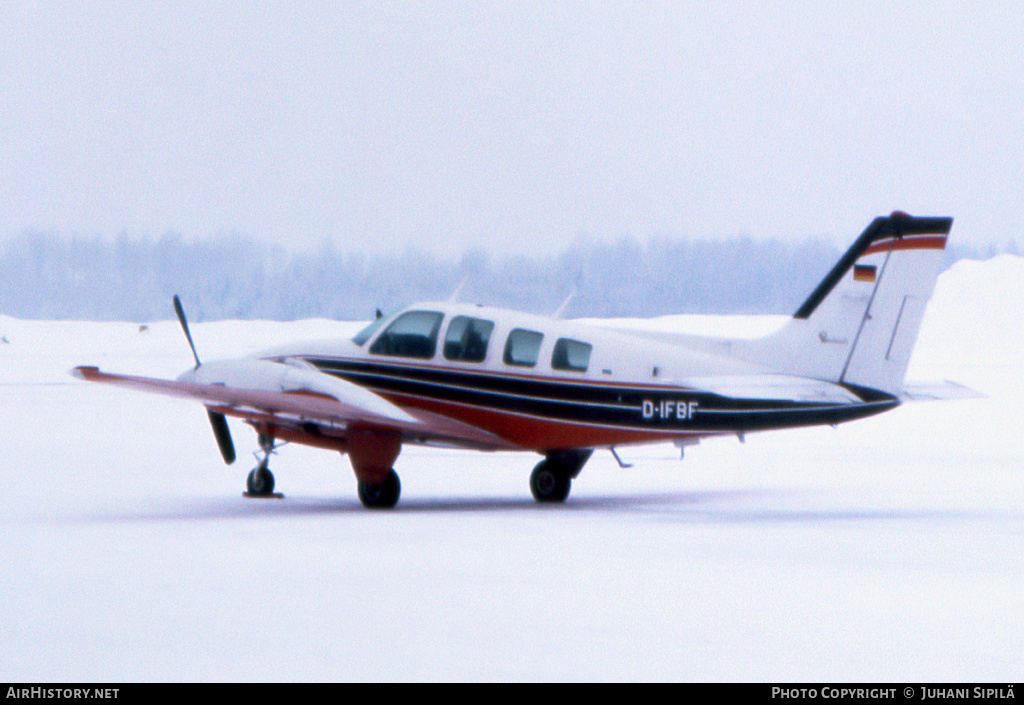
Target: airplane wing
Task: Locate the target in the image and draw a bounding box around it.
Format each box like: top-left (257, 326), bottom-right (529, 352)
top-left (72, 358), bottom-right (516, 451)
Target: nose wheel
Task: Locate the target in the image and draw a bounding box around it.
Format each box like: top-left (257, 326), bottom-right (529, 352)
top-left (243, 433), bottom-right (283, 498)
top-left (246, 465), bottom-right (275, 496)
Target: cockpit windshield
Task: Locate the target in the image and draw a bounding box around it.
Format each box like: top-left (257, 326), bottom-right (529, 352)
top-left (369, 310), bottom-right (444, 358)
top-left (352, 315), bottom-right (387, 346)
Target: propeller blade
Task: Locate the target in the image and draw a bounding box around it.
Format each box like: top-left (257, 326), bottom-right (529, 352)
top-left (207, 410), bottom-right (236, 465)
top-left (172, 294), bottom-right (201, 368)
top-left (174, 296), bottom-right (234, 464)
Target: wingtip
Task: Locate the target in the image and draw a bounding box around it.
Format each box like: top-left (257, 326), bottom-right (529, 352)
top-left (70, 365), bottom-right (99, 381)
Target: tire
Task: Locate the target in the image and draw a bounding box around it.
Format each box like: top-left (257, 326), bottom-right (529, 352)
top-left (358, 469), bottom-right (401, 509)
top-left (530, 460), bottom-right (571, 503)
top-left (246, 467), bottom-right (275, 496)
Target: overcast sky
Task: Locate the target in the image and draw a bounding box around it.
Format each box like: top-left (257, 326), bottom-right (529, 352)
top-left (2, 1), bottom-right (1021, 255)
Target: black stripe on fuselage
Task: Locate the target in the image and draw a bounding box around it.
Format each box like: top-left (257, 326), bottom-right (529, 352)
top-left (304, 357), bottom-right (899, 434)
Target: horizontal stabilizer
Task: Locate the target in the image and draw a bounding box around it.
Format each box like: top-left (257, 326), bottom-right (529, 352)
top-left (900, 380), bottom-right (986, 402)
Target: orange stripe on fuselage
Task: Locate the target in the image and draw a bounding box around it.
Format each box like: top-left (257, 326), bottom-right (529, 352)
top-left (378, 389), bottom-right (710, 451)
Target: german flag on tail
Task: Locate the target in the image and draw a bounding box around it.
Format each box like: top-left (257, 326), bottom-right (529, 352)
top-left (853, 264), bottom-right (877, 283)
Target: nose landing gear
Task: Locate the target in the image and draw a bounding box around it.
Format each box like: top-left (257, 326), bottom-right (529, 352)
top-left (243, 433), bottom-right (283, 499)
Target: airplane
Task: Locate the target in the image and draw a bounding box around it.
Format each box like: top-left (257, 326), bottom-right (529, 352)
top-left (74, 212), bottom-right (958, 509)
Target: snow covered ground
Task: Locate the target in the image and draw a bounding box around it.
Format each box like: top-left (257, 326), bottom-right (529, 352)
top-left (1, 256), bottom-right (1022, 681)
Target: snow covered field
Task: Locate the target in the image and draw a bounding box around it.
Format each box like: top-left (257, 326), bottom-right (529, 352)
top-left (2, 256), bottom-right (1022, 681)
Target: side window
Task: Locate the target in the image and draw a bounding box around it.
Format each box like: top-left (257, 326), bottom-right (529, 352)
top-left (369, 311), bottom-right (444, 359)
top-left (551, 338), bottom-right (592, 372)
top-left (443, 316), bottom-right (495, 363)
top-left (503, 329), bottom-right (544, 367)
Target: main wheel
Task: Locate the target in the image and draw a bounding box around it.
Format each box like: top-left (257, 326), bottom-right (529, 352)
top-left (246, 466), bottom-right (275, 496)
top-left (358, 469), bottom-right (401, 509)
top-left (530, 460), bottom-right (571, 503)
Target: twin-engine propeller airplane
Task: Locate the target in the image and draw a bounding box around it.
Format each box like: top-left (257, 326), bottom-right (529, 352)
top-left (75, 212), bottom-right (957, 508)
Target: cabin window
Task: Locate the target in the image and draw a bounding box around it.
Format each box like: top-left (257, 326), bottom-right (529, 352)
top-left (443, 316), bottom-right (495, 363)
top-left (503, 329), bottom-right (544, 367)
top-left (551, 338), bottom-right (592, 372)
top-left (369, 310), bottom-right (444, 359)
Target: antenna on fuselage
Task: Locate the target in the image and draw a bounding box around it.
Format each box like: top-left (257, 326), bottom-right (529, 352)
top-left (551, 287), bottom-right (577, 319)
top-left (447, 275), bottom-right (469, 303)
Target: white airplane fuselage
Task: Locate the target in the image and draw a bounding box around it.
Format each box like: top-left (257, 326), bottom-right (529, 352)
top-left (255, 301), bottom-right (893, 454)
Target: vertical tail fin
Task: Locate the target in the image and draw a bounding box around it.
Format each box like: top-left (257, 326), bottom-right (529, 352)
top-left (748, 213), bottom-right (953, 395)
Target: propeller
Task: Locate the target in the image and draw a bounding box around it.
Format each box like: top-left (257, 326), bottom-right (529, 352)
top-left (173, 295), bottom-right (202, 368)
top-left (172, 295), bottom-right (236, 465)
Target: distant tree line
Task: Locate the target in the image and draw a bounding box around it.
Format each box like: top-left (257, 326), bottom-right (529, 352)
top-left (0, 229), bottom-right (1016, 322)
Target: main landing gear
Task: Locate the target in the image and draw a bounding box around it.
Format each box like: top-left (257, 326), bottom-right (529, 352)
top-left (530, 450), bottom-right (593, 504)
top-left (357, 469), bottom-right (401, 509)
top-left (347, 428), bottom-right (403, 509)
